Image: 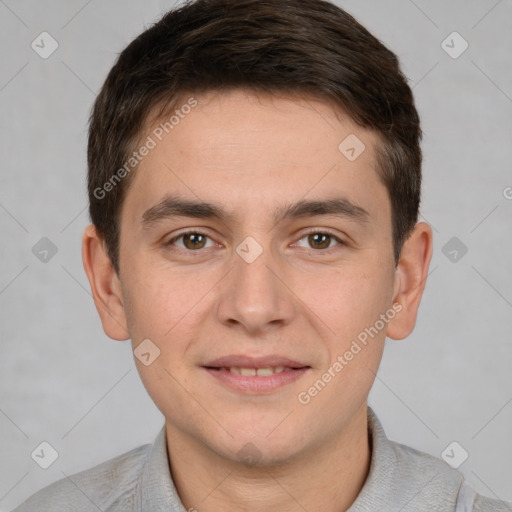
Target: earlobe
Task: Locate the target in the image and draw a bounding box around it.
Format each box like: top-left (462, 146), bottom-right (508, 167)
top-left (386, 222), bottom-right (433, 341)
top-left (81, 224), bottom-right (130, 341)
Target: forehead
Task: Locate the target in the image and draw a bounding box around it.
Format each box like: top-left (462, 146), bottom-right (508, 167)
top-left (122, 89), bottom-right (389, 228)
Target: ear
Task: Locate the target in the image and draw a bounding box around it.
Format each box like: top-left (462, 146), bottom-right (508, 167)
top-left (386, 221), bottom-right (433, 340)
top-left (82, 224), bottom-right (130, 341)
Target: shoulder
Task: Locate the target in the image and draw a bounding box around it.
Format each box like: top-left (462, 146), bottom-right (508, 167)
top-left (12, 442), bottom-right (151, 512)
top-left (474, 493), bottom-right (512, 512)
top-left (369, 412), bottom-right (462, 483)
top-left (390, 437), bottom-right (455, 473)
top-left (387, 440), bottom-right (512, 511)
top-left (351, 409), bottom-right (512, 511)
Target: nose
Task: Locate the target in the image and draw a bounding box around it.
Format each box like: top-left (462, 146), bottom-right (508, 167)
top-left (216, 240), bottom-right (296, 336)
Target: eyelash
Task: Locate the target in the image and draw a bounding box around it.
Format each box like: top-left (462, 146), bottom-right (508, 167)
top-left (165, 229), bottom-right (345, 254)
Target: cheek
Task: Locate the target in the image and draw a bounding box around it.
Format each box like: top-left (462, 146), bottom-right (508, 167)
top-left (297, 262), bottom-right (394, 341)
top-left (295, 269), bottom-right (390, 422)
top-left (122, 262), bottom-right (202, 340)
top-left (123, 266), bottom-right (201, 414)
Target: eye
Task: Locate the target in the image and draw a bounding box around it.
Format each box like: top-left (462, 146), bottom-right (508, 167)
top-left (165, 229), bottom-right (345, 253)
top-left (166, 231), bottom-right (216, 251)
top-left (294, 230), bottom-right (345, 252)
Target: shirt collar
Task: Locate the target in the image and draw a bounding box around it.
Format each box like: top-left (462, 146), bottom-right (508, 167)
top-left (348, 407), bottom-right (463, 511)
top-left (136, 426), bottom-right (186, 512)
top-left (136, 407), bottom-right (463, 511)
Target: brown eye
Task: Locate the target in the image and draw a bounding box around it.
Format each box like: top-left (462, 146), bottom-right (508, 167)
top-left (295, 230), bottom-right (344, 252)
top-left (182, 233), bottom-right (207, 249)
top-left (308, 233), bottom-right (331, 250)
top-left (167, 232), bottom-right (213, 251)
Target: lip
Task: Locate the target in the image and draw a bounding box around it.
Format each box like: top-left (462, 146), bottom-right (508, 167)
top-left (203, 355), bottom-right (307, 369)
top-left (202, 354), bottom-right (310, 394)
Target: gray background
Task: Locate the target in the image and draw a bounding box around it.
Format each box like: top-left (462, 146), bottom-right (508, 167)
top-left (1, 0), bottom-right (511, 509)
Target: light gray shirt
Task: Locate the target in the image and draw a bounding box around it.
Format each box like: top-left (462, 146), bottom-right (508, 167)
top-left (12, 408), bottom-right (511, 511)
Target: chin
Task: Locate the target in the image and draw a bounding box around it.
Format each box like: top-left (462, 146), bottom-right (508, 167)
top-left (210, 423), bottom-right (307, 467)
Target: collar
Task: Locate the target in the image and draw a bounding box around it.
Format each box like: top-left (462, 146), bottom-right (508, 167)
top-left (348, 407), bottom-right (463, 511)
top-left (136, 425), bottom-right (186, 512)
top-left (135, 407), bottom-right (463, 512)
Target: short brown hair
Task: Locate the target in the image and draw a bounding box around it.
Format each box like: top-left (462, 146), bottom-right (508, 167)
top-left (87, 0), bottom-right (422, 274)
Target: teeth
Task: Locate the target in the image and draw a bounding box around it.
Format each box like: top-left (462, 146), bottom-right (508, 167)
top-left (256, 368), bottom-right (273, 377)
top-left (227, 366), bottom-right (287, 376)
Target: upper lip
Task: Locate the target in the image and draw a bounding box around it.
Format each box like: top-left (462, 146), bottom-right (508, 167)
top-left (203, 355), bottom-right (309, 369)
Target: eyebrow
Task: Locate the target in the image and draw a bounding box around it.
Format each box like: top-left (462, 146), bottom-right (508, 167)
top-left (141, 194), bottom-right (371, 230)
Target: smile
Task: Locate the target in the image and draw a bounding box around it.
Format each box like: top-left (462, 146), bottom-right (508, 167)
top-left (203, 364), bottom-right (310, 394)
top-left (218, 366), bottom-right (287, 376)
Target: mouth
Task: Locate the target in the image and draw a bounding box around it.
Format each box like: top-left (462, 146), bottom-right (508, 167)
top-left (210, 366), bottom-right (290, 376)
top-left (202, 356), bottom-right (311, 394)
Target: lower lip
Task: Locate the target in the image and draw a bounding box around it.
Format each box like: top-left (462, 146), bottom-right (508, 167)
top-left (203, 367), bottom-right (310, 394)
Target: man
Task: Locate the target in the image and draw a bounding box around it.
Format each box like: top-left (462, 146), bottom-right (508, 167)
top-left (13, 0), bottom-right (511, 510)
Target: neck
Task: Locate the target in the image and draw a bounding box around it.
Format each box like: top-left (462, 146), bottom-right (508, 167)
top-left (165, 404), bottom-right (371, 512)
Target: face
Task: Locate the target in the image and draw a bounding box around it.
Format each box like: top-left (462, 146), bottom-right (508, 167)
top-left (98, 90), bottom-right (405, 464)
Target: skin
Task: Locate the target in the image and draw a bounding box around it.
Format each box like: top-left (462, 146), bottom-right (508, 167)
top-left (82, 89), bottom-right (433, 512)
